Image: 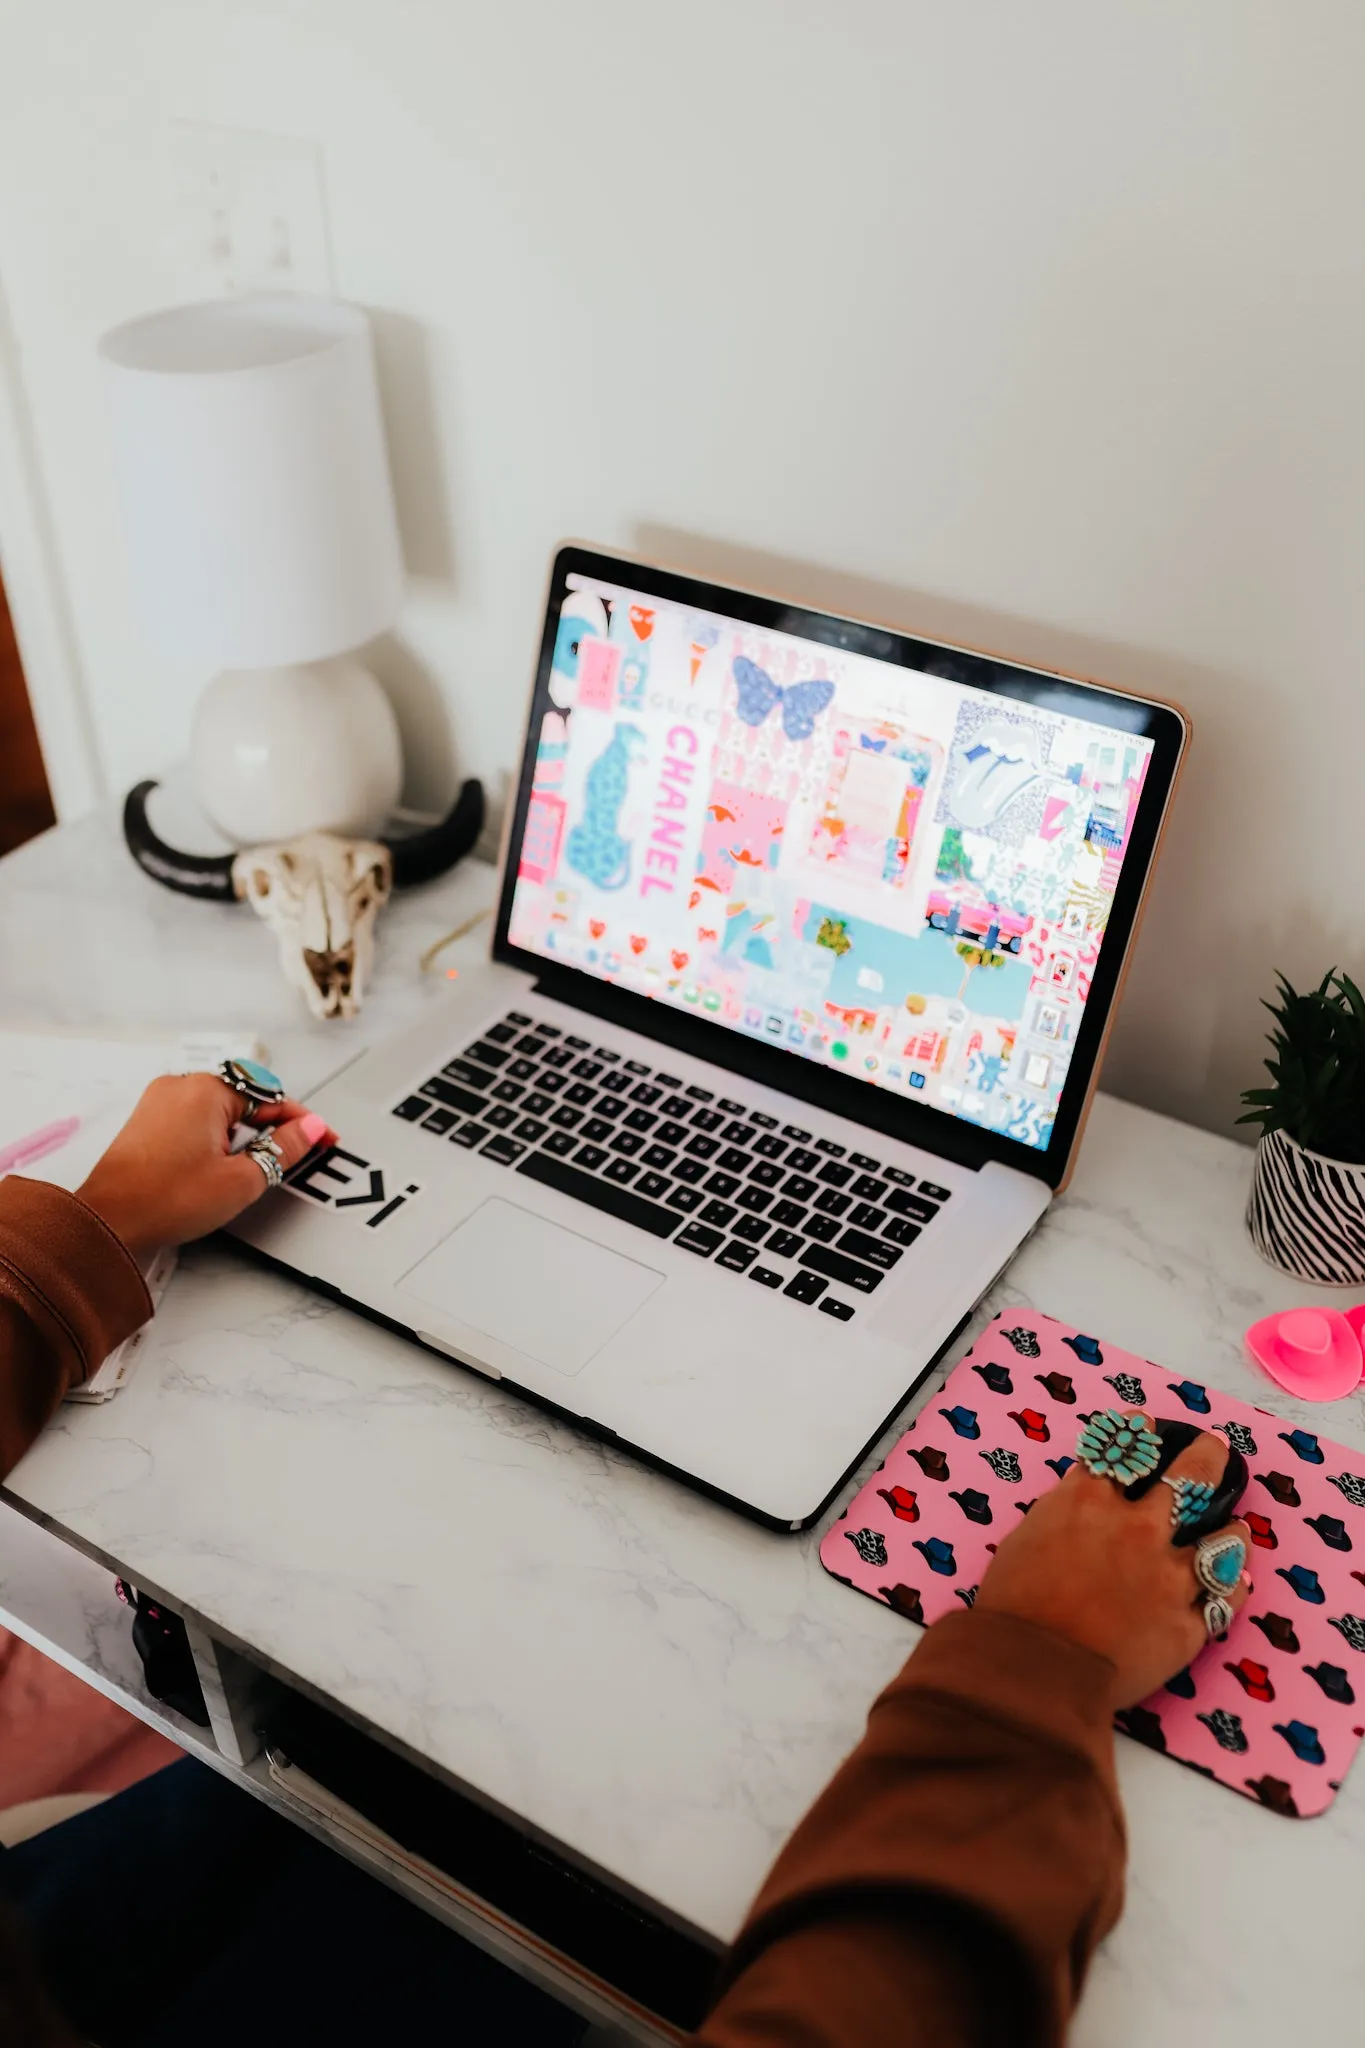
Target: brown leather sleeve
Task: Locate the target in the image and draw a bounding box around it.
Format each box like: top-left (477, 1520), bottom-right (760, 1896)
top-left (697, 1608), bottom-right (1126, 2048)
top-left (0, 1177), bottom-right (151, 1479)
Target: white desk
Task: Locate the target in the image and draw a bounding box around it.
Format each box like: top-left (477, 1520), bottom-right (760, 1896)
top-left (2, 803), bottom-right (1363, 2044)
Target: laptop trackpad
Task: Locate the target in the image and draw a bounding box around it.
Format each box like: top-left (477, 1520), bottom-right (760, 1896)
top-left (396, 1198), bottom-right (664, 1378)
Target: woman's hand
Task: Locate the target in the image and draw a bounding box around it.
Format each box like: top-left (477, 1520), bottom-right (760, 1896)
top-left (77, 1074), bottom-right (335, 1262)
top-left (977, 1420), bottom-right (1252, 1707)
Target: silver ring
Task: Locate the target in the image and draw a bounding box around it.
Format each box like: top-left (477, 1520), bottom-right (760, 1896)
top-left (1203, 1592), bottom-right (1236, 1638)
top-left (1160, 1473), bottom-right (1216, 1534)
top-left (1194, 1530), bottom-right (1247, 1600)
top-left (246, 1133), bottom-right (285, 1191)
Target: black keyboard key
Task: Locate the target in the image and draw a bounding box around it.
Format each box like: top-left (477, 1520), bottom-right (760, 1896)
top-left (852, 1175), bottom-right (888, 1204)
top-left (656, 1121), bottom-right (689, 1147)
top-left (394, 1094), bottom-right (432, 1121)
top-left (816, 1188), bottom-right (851, 1217)
top-left (691, 1107), bottom-right (724, 1133)
top-left (604, 1157), bottom-right (639, 1185)
top-left (565, 1034), bottom-right (590, 1049)
top-left (782, 1124), bottom-right (812, 1142)
top-left (849, 1201), bottom-right (885, 1231)
top-left (717, 1241), bottom-right (757, 1273)
top-left (592, 1096), bottom-right (626, 1120)
top-left (469, 1042), bottom-right (511, 1069)
top-left (766, 1229), bottom-right (804, 1260)
top-left (624, 1059), bottom-right (649, 1075)
top-left (485, 1104), bottom-right (517, 1130)
top-left (883, 1165), bottom-right (915, 1187)
top-left (820, 1298), bottom-right (855, 1322)
top-left (450, 1121), bottom-right (488, 1149)
top-left (700, 1199), bottom-right (737, 1228)
top-left (543, 1130), bottom-right (577, 1157)
top-left (536, 1071), bottom-right (566, 1095)
top-left (572, 1058), bottom-right (604, 1082)
top-left (785, 1270), bottom-right (827, 1305)
top-left (884, 1216), bottom-right (922, 1246)
top-left (581, 1118), bottom-right (613, 1144)
top-left (805, 1213), bottom-right (841, 1243)
top-left (523, 1092), bottom-right (553, 1118)
top-left (749, 1266), bottom-right (783, 1289)
top-left (482, 1134), bottom-right (525, 1166)
top-left (783, 1174), bottom-right (817, 1203)
top-left (706, 1171), bottom-right (741, 1199)
top-left (800, 1243), bottom-right (885, 1293)
top-left (636, 1171), bottom-right (671, 1200)
top-left (593, 1046), bottom-right (620, 1064)
top-left (838, 1227), bottom-right (902, 1270)
top-left (753, 1134), bottom-right (786, 1160)
top-left (507, 1011), bottom-right (532, 1026)
top-left (815, 1138), bottom-right (846, 1157)
top-left (849, 1152), bottom-right (881, 1171)
top-left (542, 1044), bottom-right (575, 1069)
top-left (537, 1024), bottom-right (561, 1039)
top-left (551, 1104), bottom-right (583, 1130)
top-left (516, 1149), bottom-right (680, 1238)
top-left (737, 1185), bottom-right (772, 1214)
top-left (508, 1057), bottom-right (538, 1081)
top-left (565, 1081), bottom-right (596, 1107)
top-left (515, 1118), bottom-right (548, 1143)
top-left (734, 1214), bottom-right (769, 1243)
top-left (720, 1120), bottom-right (751, 1146)
top-left (610, 1130), bottom-right (645, 1158)
top-left (422, 1107), bottom-right (458, 1134)
top-left (886, 1190), bottom-right (941, 1223)
top-left (641, 1143), bottom-right (677, 1170)
top-left (631, 1083), bottom-right (662, 1106)
top-left (687, 1133), bottom-right (720, 1160)
top-left (600, 1070), bottom-right (632, 1095)
top-left (515, 1035), bottom-right (543, 1055)
top-left (919, 1182), bottom-right (952, 1202)
top-left (718, 1097), bottom-right (745, 1114)
top-left (574, 1143), bottom-right (608, 1171)
top-left (787, 1147), bottom-right (819, 1175)
top-left (749, 1111), bottom-right (778, 1129)
top-left (818, 1160), bottom-right (854, 1188)
top-left (624, 1108), bottom-right (656, 1133)
top-left (685, 1084), bottom-right (714, 1101)
top-left (441, 1059), bottom-right (492, 1093)
top-left (492, 1079), bottom-right (525, 1103)
top-left (660, 1095), bottom-right (691, 1119)
top-left (770, 1199), bottom-right (808, 1229)
top-left (675, 1157), bottom-right (709, 1185)
top-left (716, 1146), bottom-right (751, 1174)
top-left (667, 1184), bottom-right (704, 1213)
top-left (747, 1159), bottom-right (784, 1188)
top-left (485, 1022), bottom-right (518, 1044)
top-left (677, 1222), bottom-right (723, 1258)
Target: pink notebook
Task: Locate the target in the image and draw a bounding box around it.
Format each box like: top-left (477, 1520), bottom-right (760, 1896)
top-left (820, 1309), bottom-right (1365, 1817)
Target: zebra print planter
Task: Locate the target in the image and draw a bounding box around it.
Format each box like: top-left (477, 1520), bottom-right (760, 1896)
top-left (1246, 1126), bottom-right (1365, 1286)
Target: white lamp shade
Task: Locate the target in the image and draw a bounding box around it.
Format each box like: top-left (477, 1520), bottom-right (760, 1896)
top-left (99, 295), bottom-right (404, 668)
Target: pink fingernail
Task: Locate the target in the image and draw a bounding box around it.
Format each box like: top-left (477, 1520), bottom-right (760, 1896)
top-left (300, 1113), bottom-right (328, 1143)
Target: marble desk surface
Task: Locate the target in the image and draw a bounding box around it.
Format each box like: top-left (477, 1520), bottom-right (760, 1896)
top-left (3, 804), bottom-right (1363, 2043)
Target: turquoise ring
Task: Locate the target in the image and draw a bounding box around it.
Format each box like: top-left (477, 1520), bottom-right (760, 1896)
top-left (1075, 1408), bottom-right (1162, 1486)
top-left (1161, 1474), bottom-right (1217, 1533)
top-left (217, 1057), bottom-right (286, 1109)
top-left (1194, 1531), bottom-right (1247, 1600)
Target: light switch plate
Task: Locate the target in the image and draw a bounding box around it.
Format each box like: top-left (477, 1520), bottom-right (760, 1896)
top-left (167, 122), bottom-right (336, 299)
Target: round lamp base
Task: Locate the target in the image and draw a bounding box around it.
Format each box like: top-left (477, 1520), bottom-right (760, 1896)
top-left (190, 656), bottom-right (403, 846)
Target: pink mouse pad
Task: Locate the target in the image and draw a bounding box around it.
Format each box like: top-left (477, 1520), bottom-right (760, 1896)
top-left (820, 1309), bottom-right (1365, 1818)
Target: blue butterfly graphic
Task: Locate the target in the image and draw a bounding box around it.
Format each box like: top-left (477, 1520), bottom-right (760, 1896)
top-left (859, 734), bottom-right (888, 753)
top-left (733, 657), bottom-right (835, 741)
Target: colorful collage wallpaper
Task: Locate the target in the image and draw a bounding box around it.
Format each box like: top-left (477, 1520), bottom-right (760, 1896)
top-left (508, 577), bottom-right (1155, 1153)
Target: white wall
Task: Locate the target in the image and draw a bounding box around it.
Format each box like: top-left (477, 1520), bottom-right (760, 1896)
top-left (2, 0), bottom-right (1363, 1139)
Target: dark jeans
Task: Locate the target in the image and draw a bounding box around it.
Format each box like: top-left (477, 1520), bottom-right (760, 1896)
top-left (0, 1757), bottom-right (588, 2047)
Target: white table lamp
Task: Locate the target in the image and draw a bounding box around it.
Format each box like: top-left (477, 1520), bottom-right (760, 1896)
top-left (100, 294), bottom-right (406, 845)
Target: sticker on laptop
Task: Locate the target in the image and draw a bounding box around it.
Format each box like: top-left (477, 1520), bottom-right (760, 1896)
top-left (284, 1145), bottom-right (422, 1230)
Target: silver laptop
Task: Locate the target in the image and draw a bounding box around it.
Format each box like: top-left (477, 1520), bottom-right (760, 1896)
top-left (230, 545), bottom-right (1187, 1528)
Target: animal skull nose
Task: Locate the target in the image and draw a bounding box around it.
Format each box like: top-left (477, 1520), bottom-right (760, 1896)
top-left (303, 944), bottom-right (356, 1011)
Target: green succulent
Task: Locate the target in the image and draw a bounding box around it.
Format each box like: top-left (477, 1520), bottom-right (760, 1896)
top-left (1238, 970), bottom-right (1365, 1165)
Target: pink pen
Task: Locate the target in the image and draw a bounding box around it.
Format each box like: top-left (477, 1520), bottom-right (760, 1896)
top-left (0, 1116), bottom-right (82, 1175)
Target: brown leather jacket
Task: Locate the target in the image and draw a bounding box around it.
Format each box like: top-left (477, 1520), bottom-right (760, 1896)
top-left (0, 1176), bottom-right (1125, 2045)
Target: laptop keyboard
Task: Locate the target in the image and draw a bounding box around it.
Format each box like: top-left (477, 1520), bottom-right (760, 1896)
top-left (392, 1011), bottom-right (952, 1323)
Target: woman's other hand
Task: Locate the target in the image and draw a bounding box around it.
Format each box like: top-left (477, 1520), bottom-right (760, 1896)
top-left (77, 1074), bottom-right (335, 1261)
top-left (977, 1420), bottom-right (1251, 1707)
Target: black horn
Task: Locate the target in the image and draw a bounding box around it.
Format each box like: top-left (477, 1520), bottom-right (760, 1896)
top-left (382, 778), bottom-right (485, 888)
top-left (122, 781), bottom-right (238, 902)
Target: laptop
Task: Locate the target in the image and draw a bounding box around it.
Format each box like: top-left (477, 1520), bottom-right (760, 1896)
top-left (230, 545), bottom-right (1187, 1528)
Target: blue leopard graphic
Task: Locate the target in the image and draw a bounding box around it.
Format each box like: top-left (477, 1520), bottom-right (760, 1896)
top-left (564, 724), bottom-right (645, 891)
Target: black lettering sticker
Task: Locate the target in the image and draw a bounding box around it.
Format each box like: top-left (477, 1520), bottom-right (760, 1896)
top-left (284, 1146), bottom-right (422, 1230)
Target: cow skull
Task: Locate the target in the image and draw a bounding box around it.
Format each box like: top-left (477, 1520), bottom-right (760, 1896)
top-left (233, 834), bottom-right (392, 1020)
top-left (122, 777), bottom-right (485, 1019)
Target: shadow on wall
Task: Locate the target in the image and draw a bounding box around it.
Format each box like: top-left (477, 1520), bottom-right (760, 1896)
top-left (366, 308), bottom-right (457, 588)
top-left (634, 523), bottom-right (1343, 1145)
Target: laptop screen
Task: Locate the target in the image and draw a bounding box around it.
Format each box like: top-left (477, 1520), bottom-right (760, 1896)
top-left (497, 550), bottom-right (1183, 1177)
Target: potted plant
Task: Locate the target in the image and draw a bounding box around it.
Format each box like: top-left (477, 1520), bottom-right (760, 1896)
top-left (1239, 970), bottom-right (1365, 1284)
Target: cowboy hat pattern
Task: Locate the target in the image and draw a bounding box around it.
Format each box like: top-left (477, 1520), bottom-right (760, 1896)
top-left (821, 1308), bottom-right (1365, 1819)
